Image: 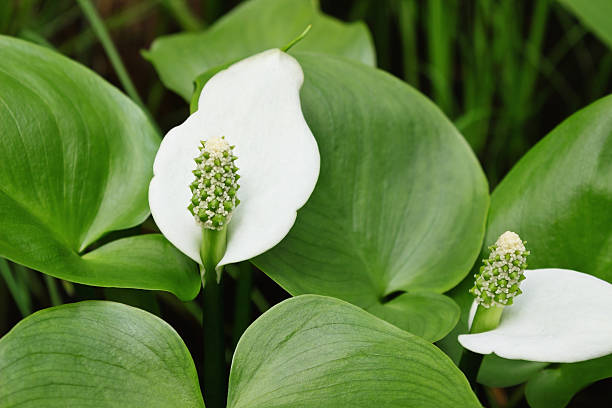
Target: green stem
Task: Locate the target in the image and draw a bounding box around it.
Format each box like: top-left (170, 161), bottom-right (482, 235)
top-left (201, 265), bottom-right (225, 408)
top-left (281, 24), bottom-right (311, 52)
top-left (44, 275), bottom-right (61, 306)
top-left (470, 304), bottom-right (504, 334)
top-left (459, 303), bottom-right (504, 399)
top-left (76, 0), bottom-right (146, 109)
top-left (396, 0), bottom-right (419, 87)
top-left (200, 228), bottom-right (227, 408)
top-left (63, 0), bottom-right (159, 55)
top-left (0, 259), bottom-right (32, 317)
top-left (161, 0), bottom-right (204, 31)
top-left (251, 287), bottom-right (270, 313)
top-left (231, 262), bottom-right (253, 348)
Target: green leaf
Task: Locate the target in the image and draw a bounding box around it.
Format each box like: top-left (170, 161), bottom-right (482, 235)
top-left (0, 36), bottom-right (200, 300)
top-left (82, 234), bottom-right (200, 300)
top-left (0, 301), bottom-right (204, 407)
top-left (525, 354), bottom-right (612, 408)
top-left (144, 0), bottom-right (376, 100)
top-left (228, 295), bottom-right (481, 408)
top-left (486, 94), bottom-right (612, 284)
top-left (477, 354), bottom-right (548, 388)
top-left (253, 52), bottom-right (489, 341)
top-left (558, 0), bottom-right (612, 49)
top-left (481, 95), bottom-right (612, 397)
top-left (367, 291), bottom-right (460, 342)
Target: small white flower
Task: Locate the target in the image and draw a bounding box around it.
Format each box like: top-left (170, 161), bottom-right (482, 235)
top-left (149, 49), bottom-right (320, 273)
top-left (459, 268), bottom-right (612, 363)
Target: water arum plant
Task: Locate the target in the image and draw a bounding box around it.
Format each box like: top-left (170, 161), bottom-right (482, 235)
top-left (148, 48), bottom-right (320, 406)
top-left (148, 49), bottom-right (320, 281)
top-left (459, 232), bottom-right (612, 363)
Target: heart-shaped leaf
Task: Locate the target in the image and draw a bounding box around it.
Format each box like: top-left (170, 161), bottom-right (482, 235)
top-left (0, 301), bottom-right (204, 407)
top-left (144, 0), bottom-right (376, 100)
top-left (252, 52), bottom-right (489, 341)
top-left (0, 36), bottom-right (200, 300)
top-left (228, 295), bottom-right (481, 408)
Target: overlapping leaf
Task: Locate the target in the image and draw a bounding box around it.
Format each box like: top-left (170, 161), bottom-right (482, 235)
top-left (228, 295), bottom-right (481, 408)
top-left (0, 301), bottom-right (204, 407)
top-left (144, 0), bottom-right (376, 100)
top-left (0, 36), bottom-right (199, 300)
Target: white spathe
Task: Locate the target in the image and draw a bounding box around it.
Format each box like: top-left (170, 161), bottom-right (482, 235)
top-left (149, 49), bottom-right (320, 269)
top-left (458, 268), bottom-right (612, 363)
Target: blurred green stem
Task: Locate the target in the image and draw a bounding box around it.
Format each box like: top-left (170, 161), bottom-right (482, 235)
top-left (44, 275), bottom-right (61, 307)
top-left (231, 262), bottom-right (253, 348)
top-left (76, 0), bottom-right (146, 110)
top-left (161, 0), bottom-right (204, 31)
top-left (63, 0), bottom-right (159, 54)
top-left (396, 0), bottom-right (419, 87)
top-left (0, 259), bottom-right (32, 317)
top-left (426, 0), bottom-right (457, 116)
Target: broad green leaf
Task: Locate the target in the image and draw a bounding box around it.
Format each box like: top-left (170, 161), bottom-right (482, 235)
top-left (0, 36), bottom-right (200, 300)
top-left (525, 354), bottom-right (612, 408)
top-left (558, 0), bottom-right (612, 49)
top-left (253, 52), bottom-right (489, 341)
top-left (477, 354), bottom-right (548, 388)
top-left (228, 295), bottom-right (481, 408)
top-left (144, 0), bottom-right (375, 100)
top-left (479, 95), bottom-right (612, 395)
top-left (0, 301), bottom-right (204, 407)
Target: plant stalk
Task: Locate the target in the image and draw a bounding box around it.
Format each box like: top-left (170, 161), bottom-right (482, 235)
top-left (200, 228), bottom-right (227, 408)
top-left (76, 0), bottom-right (146, 110)
top-left (231, 262), bottom-right (253, 348)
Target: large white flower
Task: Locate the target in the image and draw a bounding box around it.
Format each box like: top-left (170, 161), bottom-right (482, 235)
top-left (149, 49), bottom-right (320, 272)
top-left (459, 268), bottom-right (612, 363)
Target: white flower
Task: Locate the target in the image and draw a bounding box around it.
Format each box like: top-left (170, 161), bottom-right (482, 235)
top-left (459, 268), bottom-right (612, 363)
top-left (149, 49), bottom-right (320, 273)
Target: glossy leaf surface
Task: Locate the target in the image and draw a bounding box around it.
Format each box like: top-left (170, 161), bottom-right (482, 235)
top-left (228, 295), bottom-right (480, 408)
top-left (0, 301), bottom-right (204, 407)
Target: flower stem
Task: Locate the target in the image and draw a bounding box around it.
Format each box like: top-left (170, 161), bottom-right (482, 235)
top-left (470, 304), bottom-right (504, 334)
top-left (44, 275), bottom-right (61, 306)
top-left (231, 262), bottom-right (253, 348)
top-left (201, 264), bottom-right (226, 408)
top-left (459, 304), bottom-right (504, 400)
top-left (200, 228), bottom-right (227, 408)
